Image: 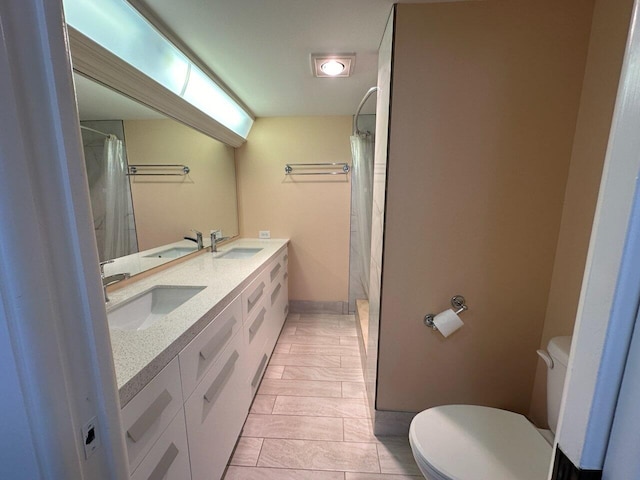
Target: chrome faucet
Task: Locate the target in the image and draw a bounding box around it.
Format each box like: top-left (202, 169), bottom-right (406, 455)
top-left (99, 260), bottom-right (130, 302)
top-left (210, 230), bottom-right (230, 253)
top-left (210, 230), bottom-right (219, 253)
top-left (184, 229), bottom-right (204, 250)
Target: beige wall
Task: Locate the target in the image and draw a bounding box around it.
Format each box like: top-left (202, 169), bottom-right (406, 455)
top-left (124, 119), bottom-right (238, 251)
top-left (528, 0), bottom-right (634, 427)
top-left (236, 117), bottom-right (352, 303)
top-left (377, 1), bottom-right (594, 413)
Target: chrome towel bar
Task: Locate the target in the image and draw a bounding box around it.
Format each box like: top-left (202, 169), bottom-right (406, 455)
top-left (127, 164), bottom-right (190, 176)
top-left (284, 162), bottom-right (350, 176)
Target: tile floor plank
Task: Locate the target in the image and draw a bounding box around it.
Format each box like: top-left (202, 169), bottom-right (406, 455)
top-left (259, 379), bottom-right (343, 398)
top-left (342, 382), bottom-right (367, 399)
top-left (269, 353), bottom-right (341, 367)
top-left (290, 344), bottom-right (360, 356)
top-left (258, 439), bottom-right (380, 473)
top-left (273, 396), bottom-right (369, 418)
top-left (243, 414), bottom-right (344, 441)
top-left (229, 437), bottom-right (264, 466)
top-left (282, 366), bottom-right (364, 382)
top-left (278, 335), bottom-right (341, 346)
top-left (250, 395), bottom-right (277, 414)
top-left (376, 438), bottom-right (422, 476)
top-left (295, 325), bottom-right (357, 337)
top-left (224, 466), bottom-right (344, 479)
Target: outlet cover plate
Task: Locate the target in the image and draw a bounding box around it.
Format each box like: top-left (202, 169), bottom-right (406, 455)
top-left (259, 230), bottom-right (271, 239)
top-left (81, 416), bottom-right (100, 459)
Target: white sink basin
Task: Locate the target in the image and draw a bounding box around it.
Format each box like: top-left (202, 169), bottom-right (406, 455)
top-left (144, 246), bottom-right (197, 259)
top-left (218, 247), bottom-right (263, 259)
top-left (107, 285), bottom-right (206, 331)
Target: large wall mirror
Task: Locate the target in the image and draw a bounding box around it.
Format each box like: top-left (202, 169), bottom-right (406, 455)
top-left (74, 72), bottom-right (240, 276)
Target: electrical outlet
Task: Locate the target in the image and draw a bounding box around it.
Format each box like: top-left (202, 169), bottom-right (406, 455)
top-left (259, 230), bottom-right (271, 239)
top-left (213, 229), bottom-right (222, 238)
top-left (82, 417), bottom-right (100, 459)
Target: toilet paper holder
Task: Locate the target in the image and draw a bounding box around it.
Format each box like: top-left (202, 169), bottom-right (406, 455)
top-left (424, 295), bottom-right (468, 330)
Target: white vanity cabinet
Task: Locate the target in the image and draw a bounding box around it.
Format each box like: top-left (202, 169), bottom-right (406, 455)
top-left (179, 296), bottom-right (243, 400)
top-left (129, 410), bottom-right (191, 480)
top-left (184, 326), bottom-right (249, 480)
top-left (120, 244), bottom-right (289, 480)
top-left (121, 358), bottom-right (183, 473)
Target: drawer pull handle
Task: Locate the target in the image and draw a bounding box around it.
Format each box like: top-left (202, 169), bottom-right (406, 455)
top-left (204, 350), bottom-right (240, 405)
top-left (284, 304), bottom-right (289, 316)
top-left (271, 284), bottom-right (282, 306)
top-left (284, 272), bottom-right (288, 281)
top-left (249, 308), bottom-right (267, 342)
top-left (284, 254), bottom-right (288, 263)
top-left (199, 317), bottom-right (237, 362)
top-left (270, 263), bottom-right (281, 282)
top-left (147, 442), bottom-right (179, 480)
top-left (127, 389), bottom-right (172, 443)
top-left (247, 282), bottom-right (265, 313)
top-left (251, 354), bottom-right (269, 388)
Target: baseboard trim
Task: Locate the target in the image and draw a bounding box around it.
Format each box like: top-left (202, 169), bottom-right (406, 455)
top-left (552, 448), bottom-right (603, 480)
top-left (289, 300), bottom-right (349, 315)
top-left (373, 410), bottom-right (417, 436)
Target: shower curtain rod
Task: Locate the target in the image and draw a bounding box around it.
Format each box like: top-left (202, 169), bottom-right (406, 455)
top-left (353, 86), bottom-right (379, 135)
top-left (80, 125), bottom-right (111, 138)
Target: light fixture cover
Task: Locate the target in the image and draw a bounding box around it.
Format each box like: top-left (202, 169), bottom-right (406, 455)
top-left (63, 0), bottom-right (253, 139)
top-left (311, 54), bottom-right (356, 78)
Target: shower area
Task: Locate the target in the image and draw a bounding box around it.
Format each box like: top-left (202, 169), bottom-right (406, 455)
top-left (349, 87), bottom-right (378, 350)
top-left (80, 120), bottom-right (138, 262)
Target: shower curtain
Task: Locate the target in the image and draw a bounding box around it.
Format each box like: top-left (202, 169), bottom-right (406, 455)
top-left (103, 135), bottom-right (130, 260)
top-left (351, 132), bottom-right (375, 298)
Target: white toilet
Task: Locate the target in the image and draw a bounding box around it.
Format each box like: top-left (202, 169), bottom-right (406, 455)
top-left (409, 336), bottom-right (572, 480)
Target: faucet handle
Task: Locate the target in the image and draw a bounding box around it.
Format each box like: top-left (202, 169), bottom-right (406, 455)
top-left (191, 229), bottom-right (203, 236)
top-left (99, 259), bottom-right (114, 276)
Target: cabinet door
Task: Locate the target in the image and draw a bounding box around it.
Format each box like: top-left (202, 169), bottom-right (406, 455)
top-left (130, 410), bottom-right (191, 480)
top-left (184, 330), bottom-right (249, 480)
top-left (179, 295), bottom-right (242, 400)
top-left (121, 358), bottom-right (183, 473)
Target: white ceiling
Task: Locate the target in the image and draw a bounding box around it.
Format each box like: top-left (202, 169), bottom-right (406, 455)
top-left (139, 0), bottom-right (408, 117)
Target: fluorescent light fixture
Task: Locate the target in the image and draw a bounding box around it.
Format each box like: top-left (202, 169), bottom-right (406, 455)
top-left (312, 54), bottom-right (355, 78)
top-left (63, 0), bottom-right (253, 139)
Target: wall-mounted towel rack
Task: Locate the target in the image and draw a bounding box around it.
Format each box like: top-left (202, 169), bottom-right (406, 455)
top-left (284, 163), bottom-right (350, 176)
top-left (127, 164), bottom-right (190, 176)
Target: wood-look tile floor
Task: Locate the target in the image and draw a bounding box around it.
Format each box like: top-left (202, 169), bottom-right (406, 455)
top-left (223, 313), bottom-right (422, 480)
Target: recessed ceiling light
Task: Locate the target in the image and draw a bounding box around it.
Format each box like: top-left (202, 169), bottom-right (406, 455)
top-left (321, 60), bottom-right (346, 76)
top-left (311, 54), bottom-right (356, 78)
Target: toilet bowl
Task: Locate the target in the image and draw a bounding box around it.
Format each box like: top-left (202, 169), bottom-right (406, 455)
top-left (409, 336), bottom-right (572, 480)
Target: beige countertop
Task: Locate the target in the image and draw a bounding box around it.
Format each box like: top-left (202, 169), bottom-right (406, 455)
top-left (107, 238), bottom-right (289, 407)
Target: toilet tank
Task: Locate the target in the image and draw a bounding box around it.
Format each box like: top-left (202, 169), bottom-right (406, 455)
top-left (546, 336), bottom-right (572, 434)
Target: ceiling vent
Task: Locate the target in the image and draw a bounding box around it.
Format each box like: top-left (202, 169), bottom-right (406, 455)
top-left (311, 54), bottom-right (356, 78)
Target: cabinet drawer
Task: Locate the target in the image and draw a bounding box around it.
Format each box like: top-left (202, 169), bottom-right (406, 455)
top-left (122, 358), bottom-right (183, 473)
top-left (244, 295), bottom-right (270, 374)
top-left (130, 410), bottom-right (191, 480)
top-left (249, 347), bottom-right (270, 397)
top-left (241, 269), bottom-right (269, 319)
top-left (266, 277), bottom-right (287, 348)
top-left (184, 331), bottom-right (249, 480)
top-left (179, 295), bottom-right (242, 400)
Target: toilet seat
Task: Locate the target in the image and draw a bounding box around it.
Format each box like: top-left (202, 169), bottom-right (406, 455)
top-left (409, 405), bottom-right (552, 480)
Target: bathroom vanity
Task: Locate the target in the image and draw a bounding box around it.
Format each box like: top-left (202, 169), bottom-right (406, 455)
top-left (106, 238), bottom-right (289, 480)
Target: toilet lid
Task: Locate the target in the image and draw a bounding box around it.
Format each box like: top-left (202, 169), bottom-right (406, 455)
top-left (409, 405), bottom-right (552, 480)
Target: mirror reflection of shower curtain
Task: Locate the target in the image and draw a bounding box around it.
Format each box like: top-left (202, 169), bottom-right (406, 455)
top-left (103, 135), bottom-right (130, 260)
top-left (351, 133), bottom-right (374, 298)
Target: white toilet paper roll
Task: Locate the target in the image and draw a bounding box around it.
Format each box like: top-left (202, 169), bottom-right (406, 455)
top-left (433, 309), bottom-right (464, 337)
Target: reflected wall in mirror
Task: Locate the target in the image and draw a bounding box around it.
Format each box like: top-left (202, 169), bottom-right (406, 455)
top-left (74, 73), bottom-right (240, 273)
